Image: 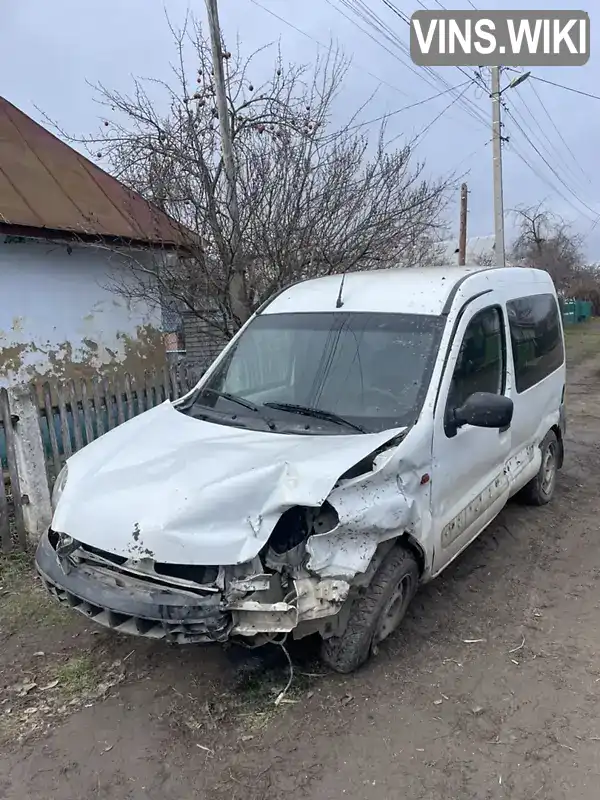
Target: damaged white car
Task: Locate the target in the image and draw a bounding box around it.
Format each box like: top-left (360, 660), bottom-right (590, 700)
top-left (36, 266), bottom-right (566, 672)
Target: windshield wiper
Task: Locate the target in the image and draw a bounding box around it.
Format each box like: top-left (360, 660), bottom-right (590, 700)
top-left (199, 389), bottom-right (276, 430)
top-left (263, 402), bottom-right (365, 433)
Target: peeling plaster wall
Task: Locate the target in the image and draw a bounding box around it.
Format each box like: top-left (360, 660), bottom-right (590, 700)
top-left (0, 238), bottom-right (165, 387)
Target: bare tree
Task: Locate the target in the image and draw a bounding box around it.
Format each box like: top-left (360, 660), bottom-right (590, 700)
top-left (70, 18), bottom-right (452, 336)
top-left (472, 250), bottom-right (495, 267)
top-left (509, 203), bottom-right (585, 291)
top-left (568, 263), bottom-right (600, 315)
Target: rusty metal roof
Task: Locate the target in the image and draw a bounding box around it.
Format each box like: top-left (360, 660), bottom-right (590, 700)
top-left (0, 96), bottom-right (186, 247)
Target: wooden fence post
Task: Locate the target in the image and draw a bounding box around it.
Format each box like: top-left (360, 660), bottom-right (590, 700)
top-left (8, 385), bottom-right (52, 543)
top-left (0, 388), bottom-right (25, 549)
top-left (0, 365), bottom-right (195, 551)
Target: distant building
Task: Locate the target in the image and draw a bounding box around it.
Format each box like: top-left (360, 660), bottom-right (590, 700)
top-left (0, 96), bottom-right (188, 387)
top-left (438, 235), bottom-right (497, 265)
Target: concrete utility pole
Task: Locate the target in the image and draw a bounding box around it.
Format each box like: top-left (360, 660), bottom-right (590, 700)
top-left (458, 182), bottom-right (468, 266)
top-left (491, 66), bottom-right (506, 268)
top-left (204, 0), bottom-right (248, 324)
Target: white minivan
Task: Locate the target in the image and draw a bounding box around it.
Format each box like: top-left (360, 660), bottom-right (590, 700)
top-left (36, 266), bottom-right (566, 672)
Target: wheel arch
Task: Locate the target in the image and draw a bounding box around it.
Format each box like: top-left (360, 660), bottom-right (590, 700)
top-left (350, 532), bottom-right (427, 592)
top-left (398, 532), bottom-right (427, 577)
top-left (551, 423), bottom-right (564, 469)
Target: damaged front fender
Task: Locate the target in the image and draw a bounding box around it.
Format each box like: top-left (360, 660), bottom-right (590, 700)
top-left (306, 433), bottom-right (432, 580)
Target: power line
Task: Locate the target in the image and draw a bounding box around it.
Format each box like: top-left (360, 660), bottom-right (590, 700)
top-left (247, 0), bottom-right (411, 98)
top-left (451, 139), bottom-right (492, 181)
top-left (532, 76), bottom-right (600, 102)
top-left (329, 0), bottom-right (417, 74)
top-left (412, 83), bottom-right (472, 145)
top-left (498, 72), bottom-right (595, 215)
top-left (345, 80), bottom-right (472, 132)
top-left (507, 88), bottom-right (590, 198)
top-left (507, 112), bottom-right (594, 219)
top-left (508, 142), bottom-right (563, 199)
top-left (250, 0), bottom-right (598, 232)
top-left (380, 0), bottom-right (410, 24)
top-left (507, 141), bottom-right (593, 228)
top-left (377, 0), bottom-right (491, 127)
top-left (504, 106), bottom-right (599, 224)
top-left (528, 82), bottom-right (589, 184)
top-left (501, 73), bottom-right (596, 223)
top-left (331, 0), bottom-right (490, 132)
top-left (247, 0), bottom-right (475, 143)
top-left (326, 0), bottom-right (438, 98)
top-left (418, 0), bottom-right (478, 11)
top-left (383, 81), bottom-right (473, 147)
top-left (379, 1), bottom-right (469, 81)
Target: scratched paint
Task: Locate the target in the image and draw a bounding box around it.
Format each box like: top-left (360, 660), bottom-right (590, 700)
top-left (0, 238), bottom-right (165, 386)
top-left (440, 471), bottom-right (509, 549)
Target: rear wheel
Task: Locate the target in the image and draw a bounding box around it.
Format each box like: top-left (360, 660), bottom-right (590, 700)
top-left (320, 546), bottom-right (419, 674)
top-left (520, 430), bottom-right (559, 506)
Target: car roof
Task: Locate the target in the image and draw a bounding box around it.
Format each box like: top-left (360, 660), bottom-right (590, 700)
top-left (262, 266), bottom-right (553, 317)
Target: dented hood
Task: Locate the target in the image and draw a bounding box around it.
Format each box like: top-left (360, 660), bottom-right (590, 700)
top-left (53, 402), bottom-right (405, 565)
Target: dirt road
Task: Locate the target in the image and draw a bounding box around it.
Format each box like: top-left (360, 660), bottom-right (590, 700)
top-left (1, 323), bottom-right (600, 800)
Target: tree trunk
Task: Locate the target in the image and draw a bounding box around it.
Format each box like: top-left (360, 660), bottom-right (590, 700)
top-left (228, 269), bottom-right (252, 328)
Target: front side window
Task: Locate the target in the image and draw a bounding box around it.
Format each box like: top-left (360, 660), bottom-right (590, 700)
top-left (180, 311), bottom-right (445, 434)
top-left (446, 306), bottom-right (505, 421)
top-left (507, 293), bottom-right (564, 393)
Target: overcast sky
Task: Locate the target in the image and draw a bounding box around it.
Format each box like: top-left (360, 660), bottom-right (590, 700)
top-left (2, 0), bottom-right (598, 258)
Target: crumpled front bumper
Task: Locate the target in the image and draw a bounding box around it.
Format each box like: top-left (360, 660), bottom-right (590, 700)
top-left (36, 530), bottom-right (352, 644)
top-left (35, 530), bottom-right (231, 644)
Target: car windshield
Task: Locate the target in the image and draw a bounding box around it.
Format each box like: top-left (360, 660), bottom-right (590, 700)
top-left (180, 311), bottom-right (445, 434)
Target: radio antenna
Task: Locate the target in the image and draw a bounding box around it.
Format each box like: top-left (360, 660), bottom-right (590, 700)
top-left (335, 271), bottom-right (346, 308)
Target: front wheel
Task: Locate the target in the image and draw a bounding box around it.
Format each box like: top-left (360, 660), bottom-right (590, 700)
top-left (520, 430), bottom-right (559, 506)
top-left (320, 546), bottom-right (419, 674)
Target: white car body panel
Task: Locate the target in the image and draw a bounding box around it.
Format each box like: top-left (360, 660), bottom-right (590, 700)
top-left (42, 265), bottom-right (566, 645)
top-left (52, 401), bottom-right (406, 566)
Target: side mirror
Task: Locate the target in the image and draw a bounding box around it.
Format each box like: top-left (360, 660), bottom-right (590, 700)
top-left (448, 392), bottom-right (513, 437)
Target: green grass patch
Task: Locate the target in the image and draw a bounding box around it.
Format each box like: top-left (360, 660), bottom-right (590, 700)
top-left (55, 656), bottom-right (97, 697)
top-left (0, 552), bottom-right (70, 633)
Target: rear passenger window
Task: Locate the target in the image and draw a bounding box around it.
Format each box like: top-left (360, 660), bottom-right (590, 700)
top-left (507, 294), bottom-right (564, 393)
top-left (446, 306), bottom-right (505, 417)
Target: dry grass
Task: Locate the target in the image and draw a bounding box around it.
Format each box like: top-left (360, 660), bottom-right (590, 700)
top-left (54, 656), bottom-right (98, 697)
top-left (0, 552), bottom-right (69, 635)
top-left (565, 319), bottom-right (600, 366)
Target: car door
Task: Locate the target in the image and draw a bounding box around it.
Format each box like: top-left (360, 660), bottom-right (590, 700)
top-left (431, 300), bottom-right (511, 575)
top-left (502, 292), bottom-right (566, 495)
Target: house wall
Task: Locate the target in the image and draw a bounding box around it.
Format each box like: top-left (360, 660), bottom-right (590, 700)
top-left (181, 311), bottom-right (229, 380)
top-left (0, 237), bottom-right (165, 386)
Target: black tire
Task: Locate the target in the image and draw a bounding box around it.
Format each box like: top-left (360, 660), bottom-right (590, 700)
top-left (319, 546), bottom-right (419, 674)
top-left (520, 430), bottom-right (559, 506)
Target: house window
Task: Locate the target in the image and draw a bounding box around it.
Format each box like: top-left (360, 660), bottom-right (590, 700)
top-left (446, 306), bottom-right (505, 425)
top-left (507, 294), bottom-right (564, 393)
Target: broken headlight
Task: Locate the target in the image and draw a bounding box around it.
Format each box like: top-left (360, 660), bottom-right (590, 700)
top-left (267, 503), bottom-right (340, 555)
top-left (51, 464), bottom-right (68, 512)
